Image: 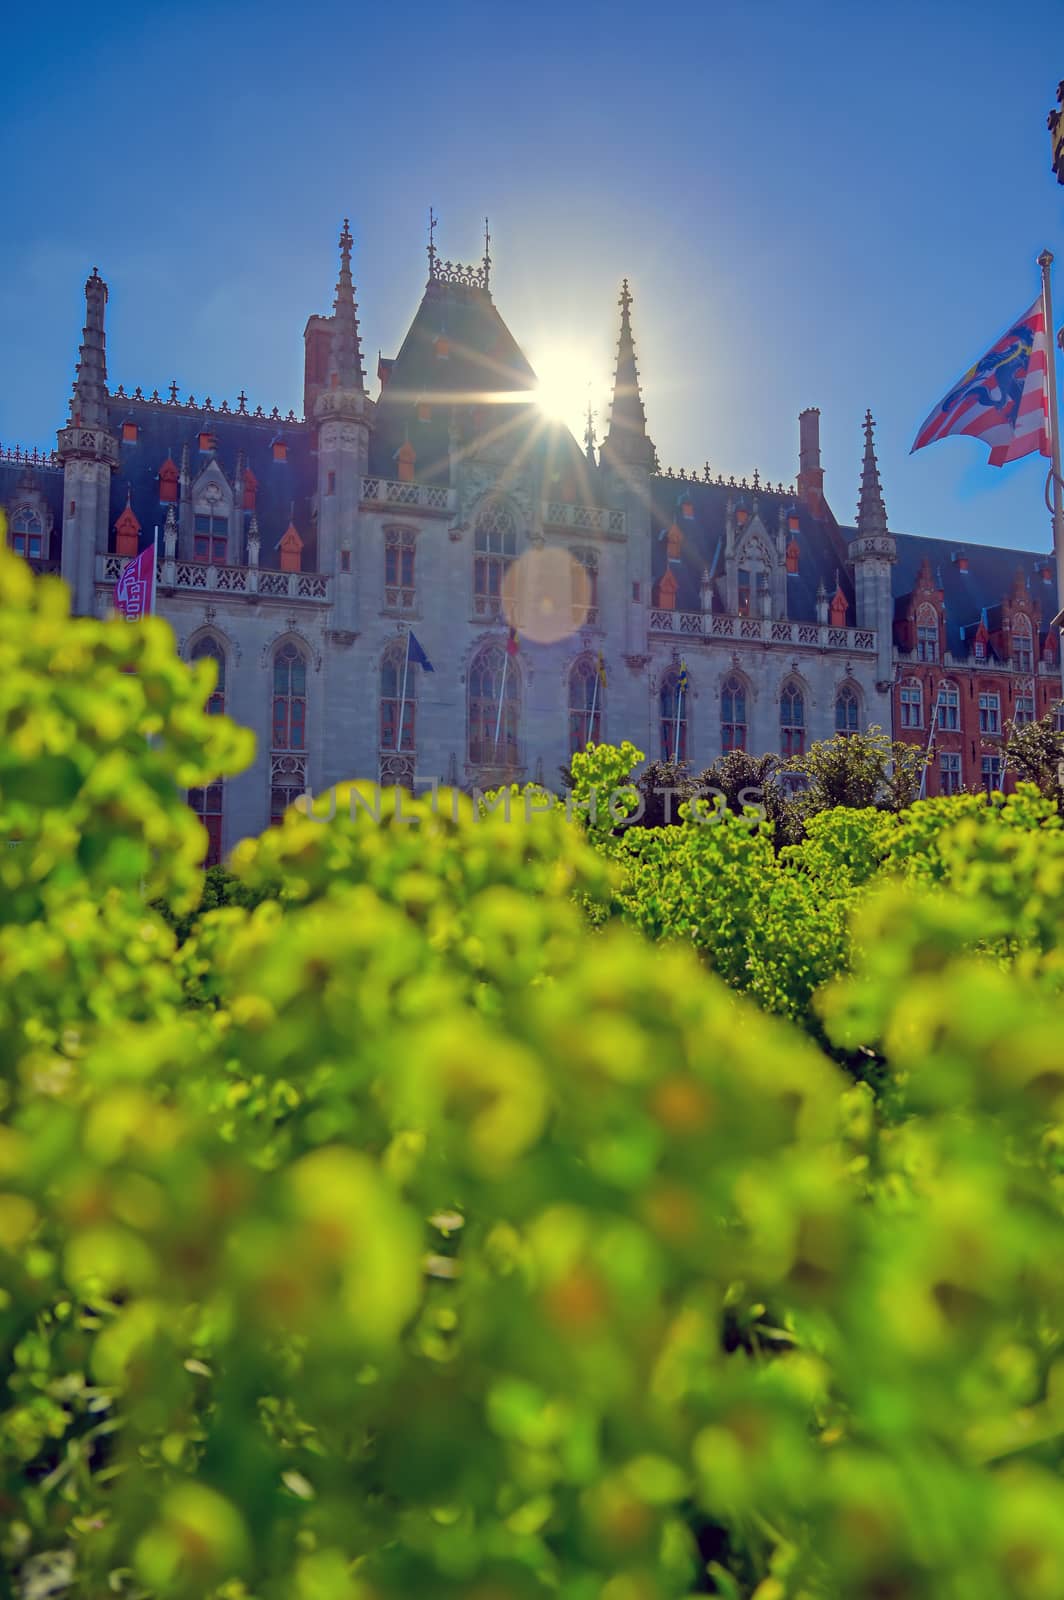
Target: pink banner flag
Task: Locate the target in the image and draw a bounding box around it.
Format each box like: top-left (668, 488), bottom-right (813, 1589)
top-left (912, 298), bottom-right (1050, 467)
top-left (114, 542), bottom-right (156, 620)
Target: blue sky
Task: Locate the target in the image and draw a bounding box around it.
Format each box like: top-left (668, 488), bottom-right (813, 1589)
top-left (1, 0), bottom-right (1062, 549)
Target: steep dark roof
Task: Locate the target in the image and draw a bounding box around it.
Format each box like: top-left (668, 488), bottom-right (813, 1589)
top-left (883, 528), bottom-right (1058, 656)
top-left (371, 277), bottom-right (545, 485)
top-left (649, 477), bottom-right (853, 624)
top-left (104, 399), bottom-right (315, 567)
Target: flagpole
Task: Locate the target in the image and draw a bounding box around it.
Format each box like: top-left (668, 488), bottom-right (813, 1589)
top-left (149, 524), bottom-right (159, 617)
top-left (493, 648), bottom-right (509, 760)
top-left (587, 670), bottom-right (599, 748)
top-left (673, 683), bottom-right (683, 763)
top-left (397, 630), bottom-right (411, 754)
top-left (918, 680), bottom-right (946, 801)
top-left (1038, 250), bottom-right (1064, 689)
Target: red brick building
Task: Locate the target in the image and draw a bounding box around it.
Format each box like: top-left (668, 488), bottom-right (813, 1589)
top-left (892, 544), bottom-right (1062, 795)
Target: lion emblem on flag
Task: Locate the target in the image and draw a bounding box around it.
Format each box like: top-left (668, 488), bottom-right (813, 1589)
top-left (940, 321), bottom-right (1036, 425)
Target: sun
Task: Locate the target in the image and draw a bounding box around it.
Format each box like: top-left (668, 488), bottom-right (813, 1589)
top-left (533, 346), bottom-right (596, 433)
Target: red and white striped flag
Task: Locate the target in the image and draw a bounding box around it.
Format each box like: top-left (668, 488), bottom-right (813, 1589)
top-left (114, 542), bottom-right (156, 620)
top-left (911, 297), bottom-right (1051, 466)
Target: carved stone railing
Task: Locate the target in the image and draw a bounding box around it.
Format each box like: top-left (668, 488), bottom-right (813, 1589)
top-left (361, 477), bottom-right (453, 515)
top-left (99, 554), bottom-right (330, 603)
top-left (650, 611), bottom-right (877, 652)
top-left (542, 501), bottom-right (625, 538)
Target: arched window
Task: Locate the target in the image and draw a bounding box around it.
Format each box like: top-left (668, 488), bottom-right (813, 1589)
top-left (384, 527), bottom-right (417, 612)
top-left (780, 682), bottom-right (805, 757)
top-left (569, 656), bottom-right (604, 753)
top-left (900, 678), bottom-right (923, 729)
top-left (380, 638), bottom-right (418, 753)
top-left (835, 685), bottom-right (860, 735)
top-left (473, 501), bottom-right (516, 618)
top-left (192, 637), bottom-right (226, 716)
top-left (187, 638), bottom-right (227, 866)
top-left (571, 548), bottom-right (599, 626)
top-left (721, 676), bottom-right (747, 752)
top-left (9, 507), bottom-right (44, 561)
top-left (272, 642), bottom-right (307, 751)
top-left (468, 643), bottom-right (519, 766)
top-left (936, 680), bottom-right (960, 731)
top-left (1011, 613), bottom-right (1033, 672)
top-left (660, 668), bottom-right (689, 762)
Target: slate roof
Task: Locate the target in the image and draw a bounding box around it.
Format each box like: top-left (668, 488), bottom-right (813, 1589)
top-left (648, 476), bottom-right (854, 624)
top-left (371, 276), bottom-right (586, 493)
top-left (104, 398), bottom-right (316, 568)
top-left (884, 528), bottom-right (1058, 656)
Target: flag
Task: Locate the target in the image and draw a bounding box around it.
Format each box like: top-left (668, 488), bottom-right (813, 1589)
top-left (407, 632), bottom-right (434, 671)
top-left (597, 651), bottom-right (607, 686)
top-left (677, 661), bottom-right (689, 693)
top-left (506, 624), bottom-right (519, 657)
top-left (114, 543), bottom-right (156, 620)
top-left (911, 297), bottom-right (1050, 466)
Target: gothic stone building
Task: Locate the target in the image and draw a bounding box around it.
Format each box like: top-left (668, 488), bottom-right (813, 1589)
top-left (1, 223), bottom-right (1060, 859)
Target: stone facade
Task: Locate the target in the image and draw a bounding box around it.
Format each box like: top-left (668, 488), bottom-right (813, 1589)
top-left (1, 224), bottom-right (1060, 857)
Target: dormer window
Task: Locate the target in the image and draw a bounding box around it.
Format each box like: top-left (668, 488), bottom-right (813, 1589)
top-left (194, 515), bottom-right (227, 564)
top-left (272, 439), bottom-right (288, 463)
top-left (973, 638), bottom-right (986, 660)
top-left (785, 538), bottom-right (800, 575)
top-left (199, 431), bottom-right (216, 453)
top-left (417, 401), bottom-right (432, 421)
top-left (434, 335), bottom-right (450, 360)
top-left (122, 421), bottom-right (138, 443)
top-left (9, 507), bottom-right (44, 561)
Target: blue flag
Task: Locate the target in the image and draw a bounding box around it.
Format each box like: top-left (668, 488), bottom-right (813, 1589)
top-left (407, 632), bottom-right (434, 671)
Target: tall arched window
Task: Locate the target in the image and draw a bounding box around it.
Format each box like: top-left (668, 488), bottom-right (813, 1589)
top-left (10, 507), bottom-right (44, 561)
top-left (469, 643), bottom-right (519, 766)
top-left (473, 501), bottom-right (516, 619)
top-left (835, 685), bottom-right (860, 736)
top-left (272, 642), bottom-right (307, 751)
top-left (569, 656), bottom-right (604, 753)
top-left (721, 676), bottom-right (747, 752)
top-left (380, 638), bottom-right (418, 753)
top-left (192, 637), bottom-right (226, 716)
top-left (187, 638), bottom-right (227, 866)
top-left (780, 682), bottom-right (805, 757)
top-left (571, 549), bottom-right (599, 626)
top-left (660, 668), bottom-right (689, 762)
top-left (1011, 613), bottom-right (1033, 672)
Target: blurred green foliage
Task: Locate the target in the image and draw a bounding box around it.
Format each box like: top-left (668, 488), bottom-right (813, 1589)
top-left (2, 545), bottom-right (1064, 1600)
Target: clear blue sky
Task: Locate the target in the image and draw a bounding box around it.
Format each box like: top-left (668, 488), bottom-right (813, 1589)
top-left (1, 0), bottom-right (1062, 550)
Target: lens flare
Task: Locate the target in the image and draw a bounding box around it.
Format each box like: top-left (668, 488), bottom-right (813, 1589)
top-left (502, 549), bottom-right (592, 644)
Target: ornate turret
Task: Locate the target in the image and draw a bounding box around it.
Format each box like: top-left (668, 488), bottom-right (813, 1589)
top-left (326, 218), bottom-right (366, 393)
top-left (57, 268), bottom-right (120, 613)
top-left (314, 220), bottom-right (374, 614)
top-left (601, 280), bottom-right (656, 471)
top-left (848, 411), bottom-right (896, 685)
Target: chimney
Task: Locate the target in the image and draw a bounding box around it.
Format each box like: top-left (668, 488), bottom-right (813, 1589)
top-left (797, 408), bottom-right (825, 517)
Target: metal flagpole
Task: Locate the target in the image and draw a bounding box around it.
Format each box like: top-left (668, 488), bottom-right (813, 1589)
top-left (587, 669), bottom-right (599, 748)
top-left (396, 631), bottom-right (411, 753)
top-left (149, 524), bottom-right (159, 617)
top-left (918, 680), bottom-right (946, 800)
top-left (1037, 250), bottom-right (1064, 690)
top-left (673, 682), bottom-right (683, 763)
top-left (493, 648), bottom-right (509, 759)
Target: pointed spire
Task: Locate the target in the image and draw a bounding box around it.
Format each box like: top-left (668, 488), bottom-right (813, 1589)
top-left (327, 218), bottom-right (365, 391)
top-left (71, 267), bottom-right (109, 427)
top-left (584, 401), bottom-right (597, 466)
top-left (856, 409), bottom-right (888, 538)
top-left (602, 279), bottom-right (655, 470)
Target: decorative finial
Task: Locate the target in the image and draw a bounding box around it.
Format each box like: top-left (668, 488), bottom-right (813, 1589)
top-left (619, 278), bottom-right (632, 313)
top-left (428, 207), bottom-right (437, 278)
top-left (483, 216), bottom-right (491, 290)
